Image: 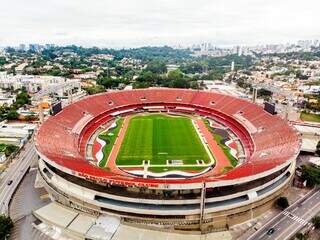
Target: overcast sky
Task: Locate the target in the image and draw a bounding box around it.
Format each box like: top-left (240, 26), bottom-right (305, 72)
top-left (0, 0), bottom-right (319, 48)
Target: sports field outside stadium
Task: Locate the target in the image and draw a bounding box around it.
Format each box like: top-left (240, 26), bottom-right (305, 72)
top-left (116, 114), bottom-right (213, 167)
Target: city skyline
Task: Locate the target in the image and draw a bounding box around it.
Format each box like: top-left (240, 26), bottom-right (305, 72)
top-left (1, 0), bottom-right (320, 48)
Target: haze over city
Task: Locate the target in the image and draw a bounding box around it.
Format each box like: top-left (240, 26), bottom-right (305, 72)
top-left (1, 0), bottom-right (320, 47)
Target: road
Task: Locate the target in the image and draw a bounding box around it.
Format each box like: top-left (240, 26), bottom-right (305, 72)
top-left (9, 169), bottom-right (50, 240)
top-left (0, 142), bottom-right (37, 215)
top-left (248, 188), bottom-right (320, 240)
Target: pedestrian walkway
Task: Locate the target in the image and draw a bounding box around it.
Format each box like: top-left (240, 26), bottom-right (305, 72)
top-left (283, 211), bottom-right (313, 227)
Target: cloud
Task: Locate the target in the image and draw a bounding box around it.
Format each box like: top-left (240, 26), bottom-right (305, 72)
top-left (0, 0), bottom-right (319, 47)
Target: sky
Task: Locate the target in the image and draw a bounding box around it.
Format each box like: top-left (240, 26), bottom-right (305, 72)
top-left (0, 0), bottom-right (319, 48)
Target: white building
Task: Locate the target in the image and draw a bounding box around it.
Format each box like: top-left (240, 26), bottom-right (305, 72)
top-left (0, 122), bottom-right (36, 146)
top-left (0, 89), bottom-right (15, 106)
top-left (0, 73), bottom-right (84, 102)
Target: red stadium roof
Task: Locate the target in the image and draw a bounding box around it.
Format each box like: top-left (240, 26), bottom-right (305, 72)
top-left (35, 88), bottom-right (300, 187)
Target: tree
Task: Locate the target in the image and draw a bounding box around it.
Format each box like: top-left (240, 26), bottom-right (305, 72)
top-left (190, 81), bottom-right (200, 90)
top-left (136, 71), bottom-right (158, 84)
top-left (24, 115), bottom-right (36, 121)
top-left (169, 78), bottom-right (190, 89)
top-left (96, 77), bottom-right (117, 89)
top-left (15, 91), bottom-right (31, 107)
top-left (133, 81), bottom-right (151, 89)
top-left (208, 68), bottom-right (226, 80)
top-left (295, 232), bottom-right (309, 240)
top-left (301, 164), bottom-right (320, 187)
top-left (96, 76), bottom-right (128, 89)
top-left (312, 216), bottom-right (320, 229)
top-left (0, 57), bottom-right (7, 66)
top-left (4, 144), bottom-right (18, 157)
top-left (180, 62), bottom-right (204, 74)
top-left (275, 197), bottom-right (289, 209)
top-left (134, 70), bottom-right (164, 88)
top-left (257, 89), bottom-right (273, 101)
top-left (167, 70), bottom-right (190, 89)
top-left (145, 60), bottom-right (167, 74)
top-left (167, 69), bottom-right (184, 81)
top-left (83, 85), bottom-right (105, 95)
top-left (6, 110), bottom-right (19, 120)
top-left (0, 215), bottom-right (13, 239)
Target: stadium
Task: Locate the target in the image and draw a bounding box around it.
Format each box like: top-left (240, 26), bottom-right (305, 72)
top-left (35, 88), bottom-right (300, 232)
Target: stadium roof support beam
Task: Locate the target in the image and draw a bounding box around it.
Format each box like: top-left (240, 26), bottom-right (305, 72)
top-left (200, 182), bottom-right (206, 229)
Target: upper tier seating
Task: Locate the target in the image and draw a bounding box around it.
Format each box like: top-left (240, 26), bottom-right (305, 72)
top-left (36, 88), bottom-right (300, 183)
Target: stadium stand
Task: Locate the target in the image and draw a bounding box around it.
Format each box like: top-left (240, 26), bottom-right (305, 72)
top-left (35, 88), bottom-right (300, 232)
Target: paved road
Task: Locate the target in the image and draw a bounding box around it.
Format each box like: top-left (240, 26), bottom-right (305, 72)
top-left (248, 188), bottom-right (320, 240)
top-left (0, 142), bottom-right (37, 215)
top-left (9, 169), bottom-right (50, 240)
top-left (9, 168), bottom-right (49, 221)
top-left (10, 217), bottom-right (51, 240)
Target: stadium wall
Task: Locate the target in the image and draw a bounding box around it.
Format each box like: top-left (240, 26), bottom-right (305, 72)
top-left (37, 157), bottom-right (295, 232)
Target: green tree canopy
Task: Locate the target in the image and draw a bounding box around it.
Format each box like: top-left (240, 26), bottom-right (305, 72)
top-left (167, 69), bottom-right (184, 81)
top-left (83, 85), bottom-right (105, 95)
top-left (6, 110), bottom-right (19, 120)
top-left (295, 232), bottom-right (309, 240)
top-left (96, 76), bottom-right (128, 89)
top-left (180, 62), bottom-right (204, 74)
top-left (312, 216), bottom-right (320, 229)
top-left (15, 91), bottom-right (31, 106)
top-left (145, 60), bottom-right (167, 74)
top-left (0, 215), bottom-right (13, 239)
top-left (275, 197), bottom-right (289, 209)
top-left (0, 57), bottom-right (7, 66)
top-left (301, 164), bottom-right (320, 187)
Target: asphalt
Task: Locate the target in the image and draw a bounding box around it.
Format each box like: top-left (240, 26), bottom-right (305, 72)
top-left (9, 169), bottom-right (50, 240)
top-left (248, 188), bottom-right (320, 240)
top-left (0, 142), bottom-right (37, 215)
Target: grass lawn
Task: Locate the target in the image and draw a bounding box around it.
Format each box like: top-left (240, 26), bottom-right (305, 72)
top-left (116, 114), bottom-right (211, 166)
top-left (213, 133), bottom-right (238, 167)
top-left (98, 118), bottom-right (124, 168)
top-left (203, 119), bottom-right (238, 168)
top-left (0, 144), bottom-right (18, 157)
top-left (300, 112), bottom-right (320, 123)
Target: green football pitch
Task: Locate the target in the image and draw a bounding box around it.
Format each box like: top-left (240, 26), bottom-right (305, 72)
top-left (116, 114), bottom-right (212, 166)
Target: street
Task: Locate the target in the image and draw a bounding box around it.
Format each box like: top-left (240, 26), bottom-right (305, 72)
top-left (9, 168), bottom-right (50, 240)
top-left (248, 188), bottom-right (320, 240)
top-left (0, 142), bottom-right (37, 215)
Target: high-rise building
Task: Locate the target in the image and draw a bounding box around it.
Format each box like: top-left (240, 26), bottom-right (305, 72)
top-left (18, 44), bottom-right (26, 51)
top-left (231, 61), bottom-right (235, 71)
top-left (45, 44), bottom-right (55, 49)
top-left (29, 44), bottom-right (41, 52)
top-left (237, 46), bottom-right (243, 56)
